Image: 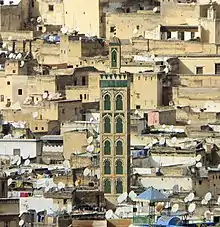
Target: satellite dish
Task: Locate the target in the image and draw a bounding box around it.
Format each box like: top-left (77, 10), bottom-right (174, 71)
top-left (16, 157), bottom-right (21, 166)
top-left (195, 154), bottom-right (202, 162)
top-left (129, 191), bottom-right (137, 200)
top-left (217, 196), bottom-right (220, 205)
top-left (2, 42), bottom-right (8, 48)
top-left (162, 124), bottom-right (166, 129)
top-left (32, 112), bottom-right (38, 119)
top-left (16, 53), bottom-right (22, 60)
top-left (86, 144), bottom-right (95, 153)
top-left (159, 138), bottom-right (166, 145)
top-left (42, 92), bottom-right (48, 99)
top-left (171, 203), bottom-right (179, 213)
top-left (8, 46), bottom-right (13, 52)
top-left (83, 168), bottom-right (90, 176)
top-left (133, 28), bottom-right (138, 35)
top-left (187, 120), bottom-right (191, 125)
top-left (13, 54), bottom-right (16, 59)
top-left (153, 6), bottom-right (159, 12)
top-left (36, 16), bottom-right (42, 23)
top-left (205, 192), bottom-right (212, 201)
top-left (44, 187), bottom-right (50, 192)
top-left (169, 125), bottom-right (174, 131)
top-left (61, 26), bottom-right (68, 34)
top-left (9, 53), bottom-right (13, 59)
top-left (8, 36), bottom-right (12, 41)
top-left (184, 197), bottom-right (189, 203)
top-left (187, 192), bottom-right (195, 202)
top-left (19, 220), bottom-right (24, 226)
top-left (115, 207), bottom-right (124, 218)
top-left (134, 109), bottom-right (139, 115)
top-left (164, 67), bottom-right (169, 74)
top-left (188, 203), bottom-right (196, 213)
top-left (152, 139), bottom-right (158, 145)
top-left (204, 210), bottom-right (212, 220)
top-left (24, 159), bottom-right (30, 166)
top-left (117, 192), bottom-right (128, 204)
top-left (63, 160), bottom-right (70, 168)
top-left (105, 210), bottom-right (113, 219)
top-left (20, 61), bottom-right (24, 67)
top-left (58, 182), bottom-right (65, 189)
top-left (196, 162), bottom-right (202, 168)
top-left (42, 27), bottom-right (47, 33)
top-left (155, 202), bottom-right (164, 212)
top-left (87, 136), bottom-right (93, 144)
top-left (8, 178), bottom-right (12, 186)
top-left (201, 199), bottom-right (208, 205)
top-left (171, 137), bottom-right (177, 144)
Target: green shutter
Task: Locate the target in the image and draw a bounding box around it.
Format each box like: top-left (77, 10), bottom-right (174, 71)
top-left (104, 94), bottom-right (111, 110)
top-left (111, 48), bottom-right (117, 68)
top-left (116, 95), bottom-right (123, 110)
top-left (116, 179), bottom-right (123, 194)
top-left (104, 117), bottom-right (111, 133)
top-left (104, 140), bottom-right (111, 155)
top-left (104, 160), bottom-right (111, 174)
top-left (116, 141), bottom-right (123, 155)
top-left (116, 117), bottom-right (123, 133)
top-left (104, 179), bottom-right (111, 193)
top-left (116, 159), bottom-right (123, 174)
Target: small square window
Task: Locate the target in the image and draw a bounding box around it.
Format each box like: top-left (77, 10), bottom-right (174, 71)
top-left (18, 89), bottom-right (22, 95)
top-left (48, 4), bottom-right (54, 11)
top-left (196, 67), bottom-right (203, 75)
top-left (13, 149), bottom-right (20, 156)
top-left (12, 70), bottom-right (16, 73)
top-left (7, 81), bottom-right (10, 85)
top-left (62, 109), bottom-right (65, 114)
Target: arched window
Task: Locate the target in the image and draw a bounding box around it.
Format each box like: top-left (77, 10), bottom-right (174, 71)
top-left (104, 160), bottom-right (111, 174)
top-left (104, 179), bottom-right (111, 193)
top-left (104, 140), bottom-right (111, 155)
top-left (116, 95), bottom-right (123, 110)
top-left (116, 117), bottom-right (123, 133)
top-left (116, 159), bottom-right (123, 174)
top-left (111, 48), bottom-right (117, 68)
top-left (116, 179), bottom-right (123, 194)
top-left (104, 94), bottom-right (111, 110)
top-left (104, 117), bottom-right (111, 133)
top-left (116, 140), bottom-right (123, 155)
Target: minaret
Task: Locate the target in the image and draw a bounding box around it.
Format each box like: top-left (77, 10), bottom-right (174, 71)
top-left (99, 36), bottom-right (130, 205)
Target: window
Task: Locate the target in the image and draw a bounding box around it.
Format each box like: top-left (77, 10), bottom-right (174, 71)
top-left (104, 94), bottom-right (111, 110)
top-left (7, 81), bottom-right (10, 85)
top-left (136, 25), bottom-right (140, 30)
top-left (13, 149), bottom-right (20, 156)
top-left (111, 48), bottom-right (118, 68)
top-left (104, 179), bottom-right (111, 193)
top-left (64, 199), bottom-right (67, 204)
top-left (82, 76), bottom-right (86, 85)
top-left (104, 160), bottom-right (111, 174)
top-left (18, 89), bottom-right (22, 95)
top-left (167, 31), bottom-right (171, 39)
top-left (48, 4), bottom-right (54, 11)
top-left (62, 109), bottom-right (65, 114)
top-left (41, 127), bottom-right (44, 130)
top-left (12, 70), bottom-right (16, 73)
top-left (178, 31), bottom-right (184, 40)
top-left (116, 159), bottom-right (123, 174)
top-left (215, 63), bottom-right (220, 74)
top-left (104, 140), bottom-right (111, 155)
top-left (84, 94), bottom-right (87, 99)
top-left (4, 221), bottom-right (10, 227)
top-left (196, 66), bottom-right (203, 75)
top-left (116, 117), bottom-right (123, 133)
top-left (80, 94), bottom-right (83, 100)
top-left (191, 32), bottom-right (195, 39)
top-left (116, 179), bottom-right (123, 194)
top-left (35, 127), bottom-right (38, 130)
top-left (136, 105), bottom-right (141, 109)
top-left (31, 0), bottom-right (34, 7)
top-left (0, 95), bottom-right (4, 102)
top-left (116, 95), bottom-right (123, 110)
top-left (104, 117), bottom-right (111, 133)
top-left (116, 140), bottom-right (123, 155)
